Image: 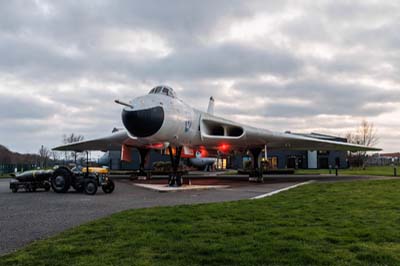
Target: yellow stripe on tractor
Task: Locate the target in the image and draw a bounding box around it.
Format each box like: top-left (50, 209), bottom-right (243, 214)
top-left (82, 167), bottom-right (109, 174)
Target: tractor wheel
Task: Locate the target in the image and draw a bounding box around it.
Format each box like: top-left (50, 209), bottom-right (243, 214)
top-left (102, 180), bottom-right (115, 194)
top-left (84, 179), bottom-right (97, 195)
top-left (51, 168), bottom-right (71, 193)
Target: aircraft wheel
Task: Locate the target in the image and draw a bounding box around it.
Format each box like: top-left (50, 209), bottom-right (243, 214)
top-left (176, 174), bottom-right (183, 187)
top-left (102, 180), bottom-right (115, 194)
top-left (51, 168), bottom-right (71, 193)
top-left (168, 174), bottom-right (174, 186)
top-left (84, 179), bottom-right (98, 195)
top-left (168, 174), bottom-right (183, 187)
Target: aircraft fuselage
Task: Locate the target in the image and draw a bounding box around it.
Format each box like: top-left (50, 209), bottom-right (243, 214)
top-left (120, 87), bottom-right (270, 152)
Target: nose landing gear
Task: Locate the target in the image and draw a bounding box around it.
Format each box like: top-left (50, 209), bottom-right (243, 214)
top-left (168, 146), bottom-right (183, 187)
top-left (138, 148), bottom-right (150, 178)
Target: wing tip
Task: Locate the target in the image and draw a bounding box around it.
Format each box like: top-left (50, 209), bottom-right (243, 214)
top-left (52, 144), bottom-right (84, 152)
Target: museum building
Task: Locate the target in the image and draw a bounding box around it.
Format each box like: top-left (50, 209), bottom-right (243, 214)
top-left (102, 132), bottom-right (349, 170)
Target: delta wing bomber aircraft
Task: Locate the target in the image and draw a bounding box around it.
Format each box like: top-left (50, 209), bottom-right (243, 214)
top-left (54, 85), bottom-right (380, 186)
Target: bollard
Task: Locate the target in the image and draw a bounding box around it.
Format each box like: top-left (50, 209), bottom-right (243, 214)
top-left (335, 168), bottom-right (338, 176)
top-left (394, 167), bottom-right (397, 177)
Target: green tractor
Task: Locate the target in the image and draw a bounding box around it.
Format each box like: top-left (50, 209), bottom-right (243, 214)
top-left (51, 166), bottom-right (115, 195)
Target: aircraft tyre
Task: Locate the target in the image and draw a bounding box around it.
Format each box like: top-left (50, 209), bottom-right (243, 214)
top-left (257, 169), bottom-right (264, 183)
top-left (84, 179), bottom-right (98, 195)
top-left (168, 174), bottom-right (183, 187)
top-left (176, 174), bottom-right (183, 186)
top-left (168, 174), bottom-right (176, 187)
top-left (102, 179), bottom-right (115, 194)
top-left (51, 168), bottom-right (71, 193)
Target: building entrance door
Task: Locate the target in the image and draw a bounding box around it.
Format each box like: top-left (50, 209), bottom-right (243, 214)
top-left (335, 157), bottom-right (340, 168)
top-left (287, 157), bottom-right (296, 168)
top-left (319, 157), bottom-right (329, 169)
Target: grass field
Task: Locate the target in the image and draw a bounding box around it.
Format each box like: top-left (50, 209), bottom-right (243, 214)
top-left (295, 165), bottom-right (398, 176)
top-left (2, 179), bottom-right (400, 266)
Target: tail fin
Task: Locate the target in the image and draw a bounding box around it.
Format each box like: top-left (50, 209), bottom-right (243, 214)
top-left (207, 97), bottom-right (215, 114)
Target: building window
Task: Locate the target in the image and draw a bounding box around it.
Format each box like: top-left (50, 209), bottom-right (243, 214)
top-left (216, 158), bottom-right (227, 170)
top-left (262, 156), bottom-right (278, 169)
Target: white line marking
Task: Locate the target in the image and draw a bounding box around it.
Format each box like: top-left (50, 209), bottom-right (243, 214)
top-left (133, 183), bottom-right (230, 192)
top-left (251, 180), bottom-right (315, 200)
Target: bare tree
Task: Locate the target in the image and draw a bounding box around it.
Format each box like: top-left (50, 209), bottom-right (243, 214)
top-left (38, 145), bottom-right (50, 168)
top-left (50, 151), bottom-right (60, 164)
top-left (346, 120), bottom-right (379, 167)
top-left (62, 133), bottom-right (85, 164)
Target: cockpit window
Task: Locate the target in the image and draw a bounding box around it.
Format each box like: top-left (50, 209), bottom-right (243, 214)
top-left (148, 86), bottom-right (176, 98)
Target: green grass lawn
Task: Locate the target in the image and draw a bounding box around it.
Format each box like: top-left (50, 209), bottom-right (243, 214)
top-left (2, 180), bottom-right (400, 266)
top-left (0, 173), bottom-right (12, 179)
top-left (295, 165), bottom-right (398, 176)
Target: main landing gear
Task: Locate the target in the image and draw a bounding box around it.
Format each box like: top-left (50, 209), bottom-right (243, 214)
top-left (138, 148), bottom-right (151, 179)
top-left (168, 146), bottom-right (183, 187)
top-left (249, 148), bottom-right (264, 183)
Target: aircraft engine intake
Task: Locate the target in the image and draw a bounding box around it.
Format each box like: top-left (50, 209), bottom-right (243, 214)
top-left (122, 106), bottom-right (164, 138)
top-left (201, 119), bottom-right (244, 137)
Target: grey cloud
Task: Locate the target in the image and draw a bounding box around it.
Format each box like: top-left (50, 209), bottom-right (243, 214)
top-left (351, 22), bottom-right (400, 50)
top-left (0, 34), bottom-right (84, 82)
top-left (0, 1), bottom-right (400, 152)
top-left (0, 1), bottom-right (252, 49)
top-left (233, 79), bottom-right (400, 117)
top-left (140, 43), bottom-right (302, 79)
top-left (0, 94), bottom-right (57, 119)
top-left (263, 101), bottom-right (392, 118)
top-left (0, 36), bottom-right (302, 83)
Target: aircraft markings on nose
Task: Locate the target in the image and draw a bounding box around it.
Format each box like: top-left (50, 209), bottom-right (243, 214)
top-left (184, 120), bottom-right (192, 132)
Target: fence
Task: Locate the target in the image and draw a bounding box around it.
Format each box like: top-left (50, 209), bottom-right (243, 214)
top-left (0, 164), bottom-right (38, 174)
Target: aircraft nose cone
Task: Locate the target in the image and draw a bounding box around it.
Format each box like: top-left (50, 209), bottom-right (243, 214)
top-left (122, 106), bottom-right (164, 137)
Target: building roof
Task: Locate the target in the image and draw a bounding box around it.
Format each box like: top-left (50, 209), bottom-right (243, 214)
top-left (380, 152), bottom-right (400, 158)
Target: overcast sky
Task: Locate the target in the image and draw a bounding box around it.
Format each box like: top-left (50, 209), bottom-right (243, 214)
top-left (1, 0), bottom-right (399, 153)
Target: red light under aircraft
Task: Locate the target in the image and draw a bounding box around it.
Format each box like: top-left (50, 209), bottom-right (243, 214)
top-left (54, 85), bottom-right (380, 186)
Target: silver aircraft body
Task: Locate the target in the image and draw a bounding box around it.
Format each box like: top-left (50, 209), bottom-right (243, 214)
top-left (54, 85), bottom-right (380, 185)
top-left (54, 85), bottom-right (380, 153)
